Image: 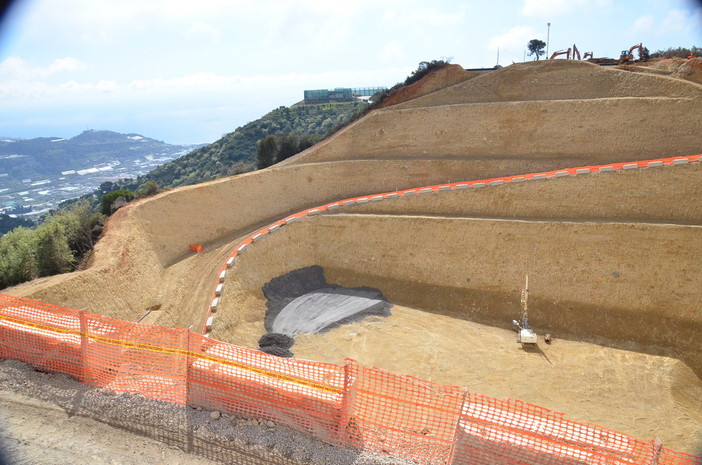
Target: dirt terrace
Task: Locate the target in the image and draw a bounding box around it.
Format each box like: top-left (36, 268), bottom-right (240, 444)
top-left (5, 59), bottom-right (702, 454)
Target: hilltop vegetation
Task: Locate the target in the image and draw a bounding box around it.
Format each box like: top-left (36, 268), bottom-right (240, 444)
top-left (650, 46), bottom-right (701, 58)
top-left (126, 101), bottom-right (368, 189)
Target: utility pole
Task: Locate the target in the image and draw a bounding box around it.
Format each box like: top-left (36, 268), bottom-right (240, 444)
top-left (496, 47), bottom-right (500, 67)
top-left (547, 22), bottom-right (551, 58)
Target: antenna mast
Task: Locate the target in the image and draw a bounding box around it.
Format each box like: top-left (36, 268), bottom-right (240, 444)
top-left (520, 274), bottom-right (529, 326)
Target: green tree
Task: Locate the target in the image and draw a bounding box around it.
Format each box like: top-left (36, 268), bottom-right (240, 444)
top-left (0, 227), bottom-right (37, 289)
top-left (34, 220), bottom-right (74, 276)
top-left (256, 135), bottom-right (278, 169)
top-left (276, 133), bottom-right (299, 163)
top-left (528, 39), bottom-right (546, 60)
top-left (53, 199), bottom-right (104, 256)
top-left (298, 134), bottom-right (320, 152)
top-left (640, 46), bottom-right (650, 60)
top-left (0, 214), bottom-right (34, 235)
top-left (101, 189), bottom-right (134, 215)
top-left (403, 59), bottom-right (451, 86)
top-left (650, 46), bottom-right (701, 59)
top-left (98, 181), bottom-right (115, 195)
top-left (136, 180), bottom-right (160, 198)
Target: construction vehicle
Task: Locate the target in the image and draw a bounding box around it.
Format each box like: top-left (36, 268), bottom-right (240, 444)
top-left (550, 48), bottom-right (571, 60)
top-left (620, 43), bottom-right (643, 63)
top-left (513, 275), bottom-right (537, 345)
top-left (572, 44), bottom-right (581, 60)
top-left (583, 51), bottom-right (593, 60)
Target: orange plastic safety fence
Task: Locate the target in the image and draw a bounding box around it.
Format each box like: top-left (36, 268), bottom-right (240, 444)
top-left (341, 359), bottom-right (465, 464)
top-left (1, 293), bottom-right (700, 465)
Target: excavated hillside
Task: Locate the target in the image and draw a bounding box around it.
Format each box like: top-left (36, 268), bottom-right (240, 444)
top-left (5, 59), bottom-right (702, 452)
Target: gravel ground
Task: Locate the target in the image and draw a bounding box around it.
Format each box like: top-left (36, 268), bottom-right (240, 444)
top-left (0, 359), bottom-right (414, 465)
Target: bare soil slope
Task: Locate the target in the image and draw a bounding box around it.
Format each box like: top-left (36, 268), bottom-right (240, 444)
top-left (623, 57), bottom-right (702, 85)
top-left (392, 60), bottom-right (702, 109)
top-left (376, 63), bottom-right (477, 108)
top-left (4, 60), bottom-right (701, 453)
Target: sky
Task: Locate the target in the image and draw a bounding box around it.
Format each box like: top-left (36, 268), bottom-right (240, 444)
top-left (0, 0), bottom-right (700, 145)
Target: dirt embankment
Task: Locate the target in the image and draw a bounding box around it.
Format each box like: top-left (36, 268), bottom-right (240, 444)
top-left (2, 58), bottom-right (701, 456)
top-left (5, 60), bottom-right (700, 339)
top-left (293, 98), bottom-right (701, 164)
top-left (220, 213), bottom-right (702, 351)
top-left (376, 64), bottom-right (477, 109)
top-left (5, 59), bottom-right (701, 343)
top-left (391, 60), bottom-right (702, 110)
top-left (622, 57), bottom-right (702, 85)
top-left (212, 164), bottom-right (702, 453)
top-left (7, 156), bottom-right (646, 324)
top-left (213, 164), bottom-right (702, 367)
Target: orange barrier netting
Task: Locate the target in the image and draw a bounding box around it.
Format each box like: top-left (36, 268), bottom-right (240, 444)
top-left (0, 294), bottom-right (699, 465)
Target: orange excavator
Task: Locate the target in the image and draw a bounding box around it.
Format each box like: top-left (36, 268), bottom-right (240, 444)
top-left (549, 44), bottom-right (594, 60)
top-left (620, 43), bottom-right (643, 63)
top-left (550, 48), bottom-right (571, 59)
top-left (572, 44), bottom-right (581, 60)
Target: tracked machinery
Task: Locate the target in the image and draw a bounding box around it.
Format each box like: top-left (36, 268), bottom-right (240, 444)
top-left (620, 43), bottom-right (644, 63)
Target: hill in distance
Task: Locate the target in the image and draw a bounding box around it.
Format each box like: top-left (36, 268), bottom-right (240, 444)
top-left (0, 129), bottom-right (200, 181)
top-left (0, 129), bottom-right (201, 217)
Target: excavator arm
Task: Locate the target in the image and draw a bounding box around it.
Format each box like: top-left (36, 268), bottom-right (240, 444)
top-left (620, 43), bottom-right (643, 62)
top-left (572, 44), bottom-right (581, 60)
top-left (550, 48), bottom-right (571, 59)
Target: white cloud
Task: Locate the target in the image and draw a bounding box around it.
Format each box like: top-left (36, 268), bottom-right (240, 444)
top-left (488, 26), bottom-right (539, 51)
top-left (0, 67), bottom-right (407, 102)
top-left (96, 80), bottom-right (120, 93)
top-left (381, 4), bottom-right (468, 26)
top-left (660, 8), bottom-right (700, 34)
top-left (631, 15), bottom-right (655, 34)
top-left (186, 22), bottom-right (222, 43)
top-left (379, 42), bottom-right (406, 63)
top-left (404, 7), bottom-right (466, 25)
top-left (47, 57), bottom-right (86, 74)
top-left (21, 0), bottom-right (256, 44)
top-left (522, 0), bottom-right (610, 18)
top-left (630, 8), bottom-right (702, 36)
top-left (0, 57), bottom-right (87, 80)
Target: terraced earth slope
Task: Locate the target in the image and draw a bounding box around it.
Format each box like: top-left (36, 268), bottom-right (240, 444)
top-left (5, 60), bottom-right (702, 452)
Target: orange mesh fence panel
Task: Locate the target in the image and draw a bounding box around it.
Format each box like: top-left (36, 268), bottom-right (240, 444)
top-left (342, 360), bottom-right (465, 465)
top-left (188, 336), bottom-right (345, 443)
top-left (454, 393), bottom-right (656, 465)
top-left (0, 294), bottom-right (81, 376)
top-left (658, 448), bottom-right (702, 465)
top-left (1, 294), bottom-right (701, 465)
top-left (80, 312), bottom-right (189, 405)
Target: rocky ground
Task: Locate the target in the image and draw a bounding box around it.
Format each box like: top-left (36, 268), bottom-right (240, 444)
top-left (0, 359), bottom-right (414, 465)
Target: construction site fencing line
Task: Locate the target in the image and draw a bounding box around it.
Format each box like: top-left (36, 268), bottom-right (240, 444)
top-left (1, 296), bottom-right (700, 464)
top-left (205, 154), bottom-right (701, 335)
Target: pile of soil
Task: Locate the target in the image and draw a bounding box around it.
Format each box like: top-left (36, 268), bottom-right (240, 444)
top-left (642, 57), bottom-right (702, 84)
